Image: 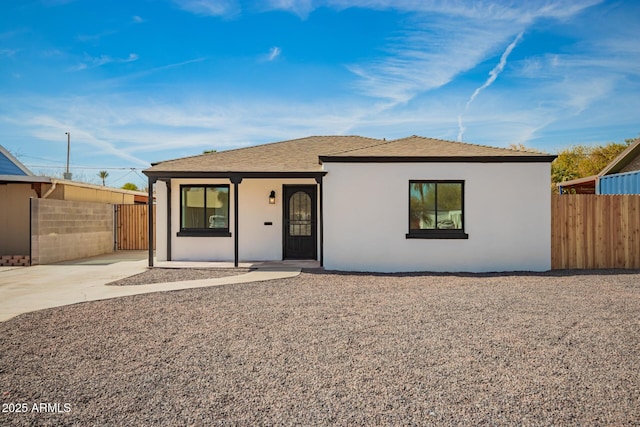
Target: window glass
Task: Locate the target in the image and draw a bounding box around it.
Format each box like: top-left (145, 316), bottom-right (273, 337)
top-left (206, 187), bottom-right (229, 229)
top-left (289, 191), bottom-right (312, 236)
top-left (410, 181), bottom-right (463, 232)
top-left (182, 186), bottom-right (204, 229)
top-left (181, 185), bottom-right (229, 230)
top-left (410, 182), bottom-right (436, 230)
top-left (436, 183), bottom-right (462, 230)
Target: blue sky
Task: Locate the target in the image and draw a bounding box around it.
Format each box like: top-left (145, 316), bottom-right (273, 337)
top-left (1, 0), bottom-right (639, 188)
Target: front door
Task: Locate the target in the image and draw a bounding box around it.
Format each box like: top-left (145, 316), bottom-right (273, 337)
top-left (283, 185), bottom-right (317, 259)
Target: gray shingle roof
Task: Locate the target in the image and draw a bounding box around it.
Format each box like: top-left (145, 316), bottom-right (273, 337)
top-left (321, 135), bottom-right (551, 159)
top-left (145, 136), bottom-right (383, 173)
top-left (144, 135), bottom-right (555, 177)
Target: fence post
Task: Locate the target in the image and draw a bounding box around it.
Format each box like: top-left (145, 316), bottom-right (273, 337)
top-left (113, 204), bottom-right (118, 251)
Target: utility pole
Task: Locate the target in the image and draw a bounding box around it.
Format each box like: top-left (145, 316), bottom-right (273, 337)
top-left (64, 132), bottom-right (72, 180)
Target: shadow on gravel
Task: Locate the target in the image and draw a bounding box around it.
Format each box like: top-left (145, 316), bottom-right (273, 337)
top-left (302, 268), bottom-right (640, 278)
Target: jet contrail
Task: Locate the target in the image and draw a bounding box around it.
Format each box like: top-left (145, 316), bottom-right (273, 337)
top-left (457, 32), bottom-right (524, 141)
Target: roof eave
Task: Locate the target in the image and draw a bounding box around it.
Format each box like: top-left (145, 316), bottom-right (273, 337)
top-left (0, 175), bottom-right (52, 184)
top-left (555, 175), bottom-right (597, 188)
top-left (319, 155), bottom-right (558, 163)
top-left (142, 170), bottom-right (328, 180)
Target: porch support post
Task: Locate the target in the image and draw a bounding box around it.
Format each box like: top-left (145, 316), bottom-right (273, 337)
top-left (147, 176), bottom-right (156, 268)
top-left (165, 180), bottom-right (172, 261)
top-left (230, 175), bottom-right (243, 267)
top-left (315, 175), bottom-right (324, 267)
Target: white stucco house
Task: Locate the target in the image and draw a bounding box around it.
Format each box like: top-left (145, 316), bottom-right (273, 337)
top-left (143, 135), bottom-right (556, 272)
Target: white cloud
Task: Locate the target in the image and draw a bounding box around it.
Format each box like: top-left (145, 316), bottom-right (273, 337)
top-left (40, 0), bottom-right (79, 5)
top-left (4, 109), bottom-right (151, 167)
top-left (171, 0), bottom-right (239, 16)
top-left (347, 20), bottom-right (518, 104)
top-left (466, 32), bottom-right (523, 110)
top-left (0, 90), bottom-right (534, 166)
top-left (2, 0), bottom-right (636, 162)
top-left (263, 0), bottom-right (314, 18)
top-left (268, 46), bottom-right (281, 61)
top-left (264, 0), bottom-right (602, 111)
top-left (101, 57), bottom-right (207, 86)
top-left (265, 0), bottom-right (602, 22)
top-left (133, 15), bottom-right (144, 23)
top-left (72, 53), bottom-right (139, 71)
top-left (0, 48), bottom-right (19, 57)
top-left (458, 32), bottom-right (523, 141)
top-left (77, 30), bottom-right (117, 42)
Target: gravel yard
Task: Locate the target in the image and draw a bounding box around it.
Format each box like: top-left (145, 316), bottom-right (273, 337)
top-left (1, 269), bottom-right (639, 426)
top-left (106, 268), bottom-right (252, 286)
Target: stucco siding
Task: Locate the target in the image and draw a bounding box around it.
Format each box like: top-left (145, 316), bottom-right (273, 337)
top-left (47, 184), bottom-right (137, 204)
top-left (165, 178), bottom-right (318, 262)
top-left (238, 179), bottom-right (288, 261)
top-left (0, 183), bottom-right (36, 255)
top-left (322, 162), bottom-right (552, 272)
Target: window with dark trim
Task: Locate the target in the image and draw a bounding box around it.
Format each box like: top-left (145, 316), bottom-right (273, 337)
top-left (407, 180), bottom-right (468, 239)
top-left (178, 184), bottom-right (231, 237)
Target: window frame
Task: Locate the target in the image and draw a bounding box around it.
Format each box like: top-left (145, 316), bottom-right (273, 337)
top-left (406, 179), bottom-right (469, 239)
top-left (177, 184), bottom-right (231, 237)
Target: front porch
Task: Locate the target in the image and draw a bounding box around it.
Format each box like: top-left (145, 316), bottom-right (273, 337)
top-left (149, 175), bottom-right (325, 268)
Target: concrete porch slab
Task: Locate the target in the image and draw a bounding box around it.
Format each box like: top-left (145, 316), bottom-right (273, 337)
top-left (154, 260), bottom-right (321, 269)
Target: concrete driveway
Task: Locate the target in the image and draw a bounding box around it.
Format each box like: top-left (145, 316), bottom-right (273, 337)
top-left (0, 251), bottom-right (301, 322)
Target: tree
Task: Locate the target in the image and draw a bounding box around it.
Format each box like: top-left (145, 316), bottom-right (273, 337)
top-left (507, 137), bottom-right (635, 193)
top-left (98, 170), bottom-right (109, 186)
top-left (121, 182), bottom-right (139, 191)
top-left (551, 139), bottom-right (632, 186)
top-left (203, 149), bottom-right (217, 154)
top-left (508, 143), bottom-right (546, 153)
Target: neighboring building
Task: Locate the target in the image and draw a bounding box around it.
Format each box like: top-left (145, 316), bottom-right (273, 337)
top-left (557, 138), bottom-right (640, 195)
top-left (144, 135), bottom-right (556, 273)
top-left (0, 145), bottom-right (150, 265)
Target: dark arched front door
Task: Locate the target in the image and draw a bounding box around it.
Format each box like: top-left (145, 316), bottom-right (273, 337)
top-left (283, 185), bottom-right (317, 259)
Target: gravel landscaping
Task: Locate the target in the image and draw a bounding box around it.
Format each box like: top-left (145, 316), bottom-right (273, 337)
top-left (1, 269), bottom-right (639, 426)
top-left (106, 268), bottom-right (252, 286)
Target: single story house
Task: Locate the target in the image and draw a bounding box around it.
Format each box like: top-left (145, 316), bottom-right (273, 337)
top-left (143, 135), bottom-right (555, 273)
top-left (558, 137), bottom-right (640, 195)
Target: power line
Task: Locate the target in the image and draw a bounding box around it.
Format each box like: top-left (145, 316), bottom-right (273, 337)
top-left (17, 154), bottom-right (65, 163)
top-left (24, 165), bottom-right (146, 170)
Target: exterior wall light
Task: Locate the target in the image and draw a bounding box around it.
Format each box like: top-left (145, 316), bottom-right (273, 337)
top-left (269, 190), bottom-right (276, 204)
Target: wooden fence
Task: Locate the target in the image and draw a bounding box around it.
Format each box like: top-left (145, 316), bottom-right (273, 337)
top-left (116, 204), bottom-right (155, 250)
top-left (551, 195), bottom-right (640, 269)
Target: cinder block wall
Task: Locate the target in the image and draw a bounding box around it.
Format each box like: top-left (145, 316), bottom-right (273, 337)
top-left (31, 199), bottom-right (114, 265)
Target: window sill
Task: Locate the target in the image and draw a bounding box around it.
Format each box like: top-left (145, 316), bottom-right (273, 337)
top-left (406, 231), bottom-right (469, 240)
top-left (177, 230), bottom-right (231, 237)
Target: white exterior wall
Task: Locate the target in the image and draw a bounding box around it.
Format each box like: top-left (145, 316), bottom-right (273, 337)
top-left (157, 178), bottom-right (318, 262)
top-left (155, 180), bottom-right (168, 261)
top-left (323, 162), bottom-right (552, 272)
